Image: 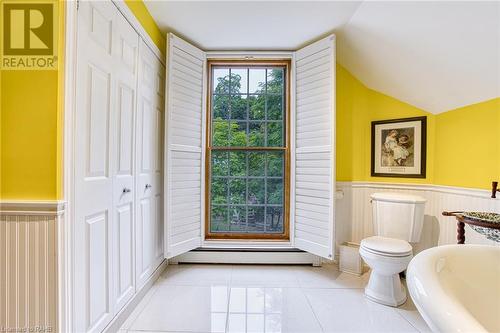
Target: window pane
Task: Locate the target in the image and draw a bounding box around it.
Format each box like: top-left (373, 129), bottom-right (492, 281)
top-left (211, 205), bottom-right (228, 232)
top-left (267, 178), bottom-right (283, 205)
top-left (212, 151), bottom-right (229, 176)
top-left (248, 206), bottom-right (265, 232)
top-left (229, 206), bottom-right (247, 232)
top-left (230, 95), bottom-right (247, 120)
top-left (249, 122), bottom-right (265, 146)
top-left (212, 120), bottom-right (229, 146)
top-left (211, 178), bottom-right (228, 204)
top-left (213, 68), bottom-right (230, 93)
top-left (266, 207), bottom-right (283, 233)
top-left (230, 68), bottom-right (248, 94)
top-left (267, 152), bottom-right (283, 177)
top-left (248, 152), bottom-right (265, 176)
top-left (213, 95), bottom-right (230, 120)
top-left (248, 179), bottom-right (265, 204)
top-left (267, 122), bottom-right (283, 147)
top-left (229, 121), bottom-right (247, 146)
top-left (229, 151), bottom-right (246, 176)
top-left (266, 95), bottom-right (282, 120)
top-left (248, 94), bottom-right (265, 120)
top-left (249, 69), bottom-right (266, 94)
top-left (209, 65), bottom-right (287, 237)
top-left (267, 68), bottom-right (283, 94)
top-left (229, 179), bottom-right (246, 204)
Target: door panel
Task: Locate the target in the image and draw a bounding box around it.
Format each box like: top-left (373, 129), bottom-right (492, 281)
top-left (154, 193), bottom-right (163, 260)
top-left (111, 8), bottom-right (138, 313)
top-left (115, 203), bottom-right (133, 303)
top-left (74, 1), bottom-right (116, 332)
top-left (116, 84), bottom-right (135, 175)
top-left (87, 65), bottom-right (111, 178)
top-left (86, 212), bottom-right (110, 331)
top-left (135, 39), bottom-right (165, 289)
top-left (139, 198), bottom-right (152, 280)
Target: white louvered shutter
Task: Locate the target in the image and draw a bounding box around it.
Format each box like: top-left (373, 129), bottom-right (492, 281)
top-left (165, 34), bottom-right (206, 258)
top-left (293, 35), bottom-right (336, 259)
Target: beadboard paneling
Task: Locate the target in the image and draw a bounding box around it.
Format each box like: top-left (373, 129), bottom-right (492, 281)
top-left (335, 182), bottom-right (499, 255)
top-left (0, 203), bottom-right (63, 333)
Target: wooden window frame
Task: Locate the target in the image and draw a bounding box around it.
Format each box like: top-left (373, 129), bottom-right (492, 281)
top-left (205, 59), bottom-right (291, 240)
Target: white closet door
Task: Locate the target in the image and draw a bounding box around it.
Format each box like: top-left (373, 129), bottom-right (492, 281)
top-left (111, 10), bottom-right (138, 313)
top-left (152, 48), bottom-right (166, 268)
top-left (164, 34), bottom-right (206, 258)
top-left (293, 35), bottom-right (336, 259)
top-left (135, 39), bottom-right (164, 289)
top-left (73, 1), bottom-right (117, 332)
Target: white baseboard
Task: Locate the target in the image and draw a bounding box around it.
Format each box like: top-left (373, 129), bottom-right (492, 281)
top-left (103, 260), bottom-right (168, 333)
top-left (170, 250), bottom-right (322, 266)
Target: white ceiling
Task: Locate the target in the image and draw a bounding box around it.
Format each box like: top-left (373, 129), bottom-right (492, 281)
top-left (144, 1), bottom-right (500, 114)
top-left (145, 1), bottom-right (362, 50)
top-left (336, 1), bottom-right (500, 113)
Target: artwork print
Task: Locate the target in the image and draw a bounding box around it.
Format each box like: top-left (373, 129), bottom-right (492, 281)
top-left (381, 127), bottom-right (414, 167)
top-left (371, 117), bottom-right (426, 178)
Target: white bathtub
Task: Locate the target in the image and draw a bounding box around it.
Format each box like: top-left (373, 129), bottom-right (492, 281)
top-left (407, 244), bottom-right (500, 333)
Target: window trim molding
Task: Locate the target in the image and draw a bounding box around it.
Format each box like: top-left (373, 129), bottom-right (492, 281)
top-left (206, 51), bottom-right (294, 60)
top-left (205, 59), bottom-right (292, 241)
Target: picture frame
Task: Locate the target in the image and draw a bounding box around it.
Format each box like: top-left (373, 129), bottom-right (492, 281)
top-left (371, 116), bottom-right (427, 178)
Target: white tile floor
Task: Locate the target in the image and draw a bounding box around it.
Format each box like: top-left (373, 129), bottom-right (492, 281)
top-left (119, 264), bottom-right (430, 333)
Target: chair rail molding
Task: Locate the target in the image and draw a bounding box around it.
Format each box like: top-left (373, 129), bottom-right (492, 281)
top-left (0, 200), bottom-right (65, 333)
top-left (339, 181), bottom-right (494, 199)
top-left (0, 200), bottom-right (66, 216)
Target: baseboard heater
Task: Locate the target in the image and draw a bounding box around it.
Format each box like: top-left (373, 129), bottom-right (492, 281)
top-left (169, 248), bottom-right (322, 265)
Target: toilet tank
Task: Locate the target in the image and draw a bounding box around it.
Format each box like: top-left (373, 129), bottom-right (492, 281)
top-left (371, 192), bottom-right (426, 242)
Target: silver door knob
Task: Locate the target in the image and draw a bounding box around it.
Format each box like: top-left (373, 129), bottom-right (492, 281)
top-left (145, 184), bottom-right (152, 189)
top-left (122, 188), bottom-right (131, 193)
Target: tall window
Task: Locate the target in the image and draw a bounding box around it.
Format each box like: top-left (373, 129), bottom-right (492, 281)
top-left (206, 61), bottom-right (290, 239)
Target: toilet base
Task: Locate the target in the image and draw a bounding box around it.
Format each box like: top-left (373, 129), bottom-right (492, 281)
top-left (364, 271), bottom-right (407, 307)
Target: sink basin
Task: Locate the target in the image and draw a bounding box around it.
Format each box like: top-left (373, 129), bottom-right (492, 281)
top-left (462, 212), bottom-right (500, 242)
top-left (407, 245), bottom-right (500, 332)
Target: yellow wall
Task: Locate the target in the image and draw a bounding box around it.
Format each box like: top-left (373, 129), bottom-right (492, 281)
top-left (124, 0), bottom-right (166, 54)
top-left (336, 64), bottom-right (499, 190)
top-left (434, 98), bottom-right (500, 189)
top-left (336, 64), bottom-right (435, 184)
top-left (0, 1), bottom-right (165, 200)
top-left (1, 71), bottom-right (59, 199)
top-left (1, 0), bottom-right (63, 200)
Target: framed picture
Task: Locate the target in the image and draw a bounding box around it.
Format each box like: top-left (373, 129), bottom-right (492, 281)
top-left (371, 116), bottom-right (427, 178)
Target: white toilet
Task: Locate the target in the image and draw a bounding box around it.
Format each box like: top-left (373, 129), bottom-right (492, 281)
top-left (359, 192), bottom-right (426, 307)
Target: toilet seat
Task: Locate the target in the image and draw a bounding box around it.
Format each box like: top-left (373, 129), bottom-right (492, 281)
top-left (360, 236), bottom-right (413, 257)
top-left (359, 236), bottom-right (414, 307)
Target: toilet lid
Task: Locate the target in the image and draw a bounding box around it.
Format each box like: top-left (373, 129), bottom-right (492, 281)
top-left (360, 236), bottom-right (412, 256)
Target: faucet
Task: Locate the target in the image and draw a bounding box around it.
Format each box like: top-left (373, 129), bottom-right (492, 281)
top-left (492, 181), bottom-right (500, 198)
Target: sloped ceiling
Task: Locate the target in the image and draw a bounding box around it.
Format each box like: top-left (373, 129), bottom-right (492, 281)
top-left (336, 1), bottom-right (500, 114)
top-left (144, 1), bottom-right (500, 114)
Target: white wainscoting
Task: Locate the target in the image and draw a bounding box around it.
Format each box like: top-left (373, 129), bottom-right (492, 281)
top-left (335, 182), bottom-right (499, 256)
top-left (0, 201), bottom-right (64, 333)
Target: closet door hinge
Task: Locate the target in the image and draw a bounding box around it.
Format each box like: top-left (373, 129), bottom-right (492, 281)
top-left (76, 0), bottom-right (80, 11)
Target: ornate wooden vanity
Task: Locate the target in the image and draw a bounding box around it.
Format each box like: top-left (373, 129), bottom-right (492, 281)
top-left (442, 211), bottom-right (500, 244)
